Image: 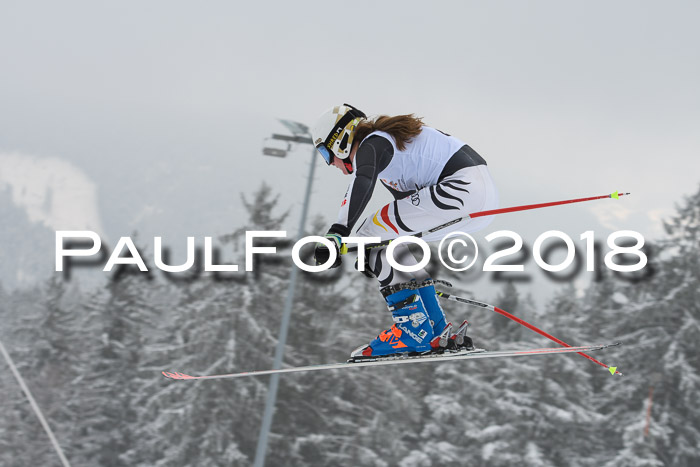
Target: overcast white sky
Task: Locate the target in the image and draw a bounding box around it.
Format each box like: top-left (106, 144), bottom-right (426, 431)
top-left (1, 1), bottom-right (698, 299)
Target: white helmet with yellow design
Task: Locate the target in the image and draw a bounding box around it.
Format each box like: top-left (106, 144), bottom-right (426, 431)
top-left (311, 104), bottom-right (366, 172)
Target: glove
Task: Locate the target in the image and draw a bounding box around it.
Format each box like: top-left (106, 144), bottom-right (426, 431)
top-left (314, 233), bottom-right (343, 268)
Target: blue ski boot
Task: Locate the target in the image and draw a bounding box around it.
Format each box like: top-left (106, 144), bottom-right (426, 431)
top-left (418, 281), bottom-right (474, 351)
top-left (417, 282), bottom-right (453, 349)
top-left (350, 288), bottom-right (439, 360)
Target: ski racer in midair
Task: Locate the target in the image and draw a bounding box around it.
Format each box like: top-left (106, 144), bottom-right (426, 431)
top-left (311, 104), bottom-right (499, 360)
top-left (161, 107), bottom-right (624, 381)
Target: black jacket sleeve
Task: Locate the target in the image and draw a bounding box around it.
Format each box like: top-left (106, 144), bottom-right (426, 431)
top-left (328, 135), bottom-right (394, 236)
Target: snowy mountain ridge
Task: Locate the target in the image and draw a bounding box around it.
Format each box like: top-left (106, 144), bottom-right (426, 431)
top-left (0, 152), bottom-right (104, 234)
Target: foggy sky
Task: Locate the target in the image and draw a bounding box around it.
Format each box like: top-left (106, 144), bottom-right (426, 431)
top-left (1, 1), bottom-right (698, 298)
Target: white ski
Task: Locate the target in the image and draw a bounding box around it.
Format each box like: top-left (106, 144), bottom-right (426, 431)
top-left (162, 342), bottom-right (621, 381)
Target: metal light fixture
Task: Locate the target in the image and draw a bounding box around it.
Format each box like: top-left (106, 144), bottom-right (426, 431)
top-left (255, 119), bottom-right (316, 467)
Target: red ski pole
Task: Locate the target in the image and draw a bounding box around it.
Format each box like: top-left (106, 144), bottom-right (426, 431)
top-left (436, 292), bottom-right (623, 376)
top-left (343, 191), bottom-right (629, 253)
top-left (470, 191), bottom-right (629, 218)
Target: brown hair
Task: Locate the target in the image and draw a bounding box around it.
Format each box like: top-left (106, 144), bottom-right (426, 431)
top-left (354, 114), bottom-right (424, 151)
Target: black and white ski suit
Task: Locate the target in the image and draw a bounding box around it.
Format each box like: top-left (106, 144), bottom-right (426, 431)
top-left (328, 127), bottom-right (499, 287)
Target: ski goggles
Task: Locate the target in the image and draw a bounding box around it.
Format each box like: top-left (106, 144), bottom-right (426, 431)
top-left (316, 144), bottom-right (334, 165)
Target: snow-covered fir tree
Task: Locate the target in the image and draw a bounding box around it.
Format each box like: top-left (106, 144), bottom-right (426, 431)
top-left (595, 184), bottom-right (700, 466)
top-left (2, 183), bottom-right (699, 467)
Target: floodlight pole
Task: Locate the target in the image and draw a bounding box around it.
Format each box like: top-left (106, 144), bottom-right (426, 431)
top-left (254, 124), bottom-right (316, 467)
